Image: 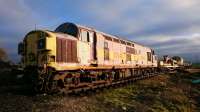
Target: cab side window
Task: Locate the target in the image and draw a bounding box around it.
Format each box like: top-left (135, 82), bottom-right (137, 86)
top-left (81, 30), bottom-right (90, 42)
top-left (104, 42), bottom-right (109, 60)
top-left (147, 52), bottom-right (152, 61)
top-left (38, 38), bottom-right (46, 49)
top-left (89, 32), bottom-right (94, 43)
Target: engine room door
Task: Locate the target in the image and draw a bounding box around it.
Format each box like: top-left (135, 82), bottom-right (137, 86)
top-left (93, 32), bottom-right (97, 60)
top-left (79, 30), bottom-right (95, 65)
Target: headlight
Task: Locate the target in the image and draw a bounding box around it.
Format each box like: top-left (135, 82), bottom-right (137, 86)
top-left (28, 53), bottom-right (35, 61)
top-left (49, 55), bottom-right (55, 62)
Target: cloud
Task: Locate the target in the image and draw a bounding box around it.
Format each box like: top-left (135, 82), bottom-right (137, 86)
top-left (0, 0), bottom-right (39, 30)
top-left (166, 0), bottom-right (199, 9)
top-left (82, 0), bottom-right (200, 35)
top-left (0, 0), bottom-right (40, 61)
top-left (0, 0), bottom-right (200, 62)
top-left (79, 0), bottom-right (200, 61)
top-left (134, 33), bottom-right (200, 59)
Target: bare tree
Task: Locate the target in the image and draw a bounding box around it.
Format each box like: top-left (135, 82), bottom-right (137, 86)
top-left (0, 48), bottom-right (8, 61)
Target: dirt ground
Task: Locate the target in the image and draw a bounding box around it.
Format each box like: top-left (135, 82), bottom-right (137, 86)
top-left (0, 69), bottom-right (199, 112)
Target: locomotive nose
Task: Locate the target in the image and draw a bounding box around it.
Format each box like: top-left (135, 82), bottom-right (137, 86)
top-left (21, 30), bottom-right (55, 67)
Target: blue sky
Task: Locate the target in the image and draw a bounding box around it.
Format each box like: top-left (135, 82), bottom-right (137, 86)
top-left (0, 0), bottom-right (200, 62)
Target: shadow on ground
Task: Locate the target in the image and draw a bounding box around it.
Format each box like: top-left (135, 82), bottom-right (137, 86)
top-left (0, 68), bottom-right (199, 112)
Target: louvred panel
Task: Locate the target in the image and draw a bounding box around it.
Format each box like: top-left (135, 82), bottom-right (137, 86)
top-left (71, 41), bottom-right (77, 62)
top-left (56, 38), bottom-right (62, 62)
top-left (56, 37), bottom-right (77, 63)
top-left (61, 39), bottom-right (67, 62)
top-left (67, 40), bottom-right (72, 62)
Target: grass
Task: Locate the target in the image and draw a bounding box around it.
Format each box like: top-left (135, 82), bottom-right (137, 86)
top-left (192, 63), bottom-right (200, 68)
top-left (89, 72), bottom-right (200, 112)
top-left (0, 68), bottom-right (200, 112)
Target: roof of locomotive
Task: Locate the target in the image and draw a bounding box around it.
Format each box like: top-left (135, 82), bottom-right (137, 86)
top-left (75, 23), bottom-right (152, 50)
top-left (24, 30), bottom-right (52, 40)
top-left (54, 22), bottom-right (153, 50)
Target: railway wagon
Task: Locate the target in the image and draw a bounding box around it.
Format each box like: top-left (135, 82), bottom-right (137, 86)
top-left (18, 22), bottom-right (158, 93)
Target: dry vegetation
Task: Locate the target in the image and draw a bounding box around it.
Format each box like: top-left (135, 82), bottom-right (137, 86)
top-left (92, 72), bottom-right (200, 112)
top-left (0, 68), bottom-right (199, 112)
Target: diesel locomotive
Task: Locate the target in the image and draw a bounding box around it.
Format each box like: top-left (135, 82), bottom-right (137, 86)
top-left (18, 22), bottom-right (159, 93)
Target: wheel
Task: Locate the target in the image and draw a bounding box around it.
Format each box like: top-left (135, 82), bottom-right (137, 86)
top-left (32, 68), bottom-right (58, 93)
top-left (43, 69), bottom-right (59, 93)
top-left (32, 69), bottom-right (46, 93)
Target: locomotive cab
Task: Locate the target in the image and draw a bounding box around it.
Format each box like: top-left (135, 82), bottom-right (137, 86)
top-left (19, 30), bottom-right (56, 68)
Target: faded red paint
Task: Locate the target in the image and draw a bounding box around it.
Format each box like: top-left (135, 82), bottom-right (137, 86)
top-left (56, 38), bottom-right (62, 62)
top-left (56, 37), bottom-right (77, 63)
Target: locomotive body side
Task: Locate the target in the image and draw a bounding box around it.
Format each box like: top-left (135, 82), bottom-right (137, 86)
top-left (19, 23), bottom-right (157, 71)
top-left (75, 24), bottom-right (158, 69)
top-left (94, 32), bottom-right (156, 68)
top-left (18, 22), bottom-right (158, 93)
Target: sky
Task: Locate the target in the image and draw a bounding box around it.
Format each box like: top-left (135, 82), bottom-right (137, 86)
top-left (0, 0), bottom-right (200, 62)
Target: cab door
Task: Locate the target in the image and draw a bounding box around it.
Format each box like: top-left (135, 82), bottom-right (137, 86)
top-left (79, 29), bottom-right (95, 65)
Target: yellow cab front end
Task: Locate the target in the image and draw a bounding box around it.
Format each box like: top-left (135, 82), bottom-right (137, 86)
top-left (18, 30), bottom-right (56, 70)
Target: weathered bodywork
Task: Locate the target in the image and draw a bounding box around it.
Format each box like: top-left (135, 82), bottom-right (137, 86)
top-left (18, 22), bottom-right (158, 93)
top-left (19, 22), bottom-right (157, 71)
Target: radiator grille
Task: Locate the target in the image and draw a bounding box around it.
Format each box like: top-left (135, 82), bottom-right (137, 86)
top-left (56, 37), bottom-right (77, 63)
